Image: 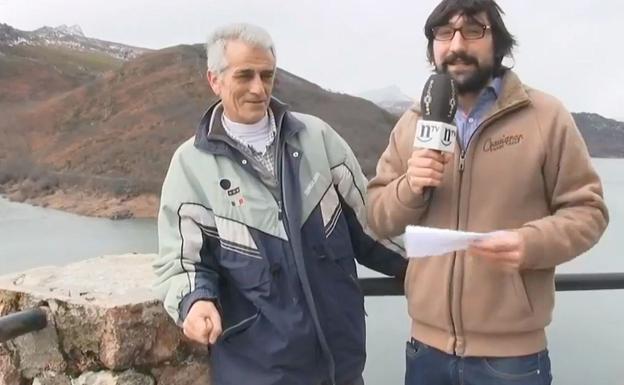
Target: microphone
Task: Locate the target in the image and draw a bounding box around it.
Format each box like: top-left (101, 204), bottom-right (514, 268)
top-left (413, 73), bottom-right (458, 199)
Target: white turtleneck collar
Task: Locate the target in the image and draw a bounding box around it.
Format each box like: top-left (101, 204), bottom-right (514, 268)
top-left (221, 109), bottom-right (276, 155)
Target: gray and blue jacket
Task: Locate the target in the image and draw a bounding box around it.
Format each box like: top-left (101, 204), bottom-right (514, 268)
top-left (153, 99), bottom-right (407, 385)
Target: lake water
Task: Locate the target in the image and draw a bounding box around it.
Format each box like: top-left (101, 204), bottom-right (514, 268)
top-left (1, 158), bottom-right (623, 385)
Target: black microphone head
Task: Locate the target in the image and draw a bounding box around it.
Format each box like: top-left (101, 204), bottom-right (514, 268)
top-left (419, 73), bottom-right (458, 124)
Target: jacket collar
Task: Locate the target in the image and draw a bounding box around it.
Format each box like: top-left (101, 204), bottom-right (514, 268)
top-left (194, 97), bottom-right (304, 157)
top-left (489, 70), bottom-right (531, 118)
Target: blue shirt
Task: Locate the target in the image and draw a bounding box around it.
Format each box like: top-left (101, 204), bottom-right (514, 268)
top-left (454, 77), bottom-right (502, 150)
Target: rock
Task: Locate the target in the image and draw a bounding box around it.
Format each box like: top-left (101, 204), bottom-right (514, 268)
top-left (7, 190), bottom-right (26, 203)
top-left (12, 308), bottom-right (66, 379)
top-left (51, 301), bottom-right (104, 373)
top-left (110, 210), bottom-right (133, 220)
top-left (72, 371), bottom-right (115, 385)
top-left (0, 345), bottom-right (21, 385)
top-left (0, 255), bottom-right (185, 372)
top-left (99, 302), bottom-right (182, 369)
top-left (0, 255), bottom-right (211, 383)
top-left (73, 370), bottom-right (154, 385)
top-left (115, 370), bottom-right (154, 385)
top-left (0, 291), bottom-right (20, 316)
top-left (32, 372), bottom-right (71, 385)
top-left (0, 255), bottom-right (157, 307)
top-left (151, 360), bottom-right (211, 385)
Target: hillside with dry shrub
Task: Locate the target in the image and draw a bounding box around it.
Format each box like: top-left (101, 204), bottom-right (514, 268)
top-left (0, 36), bottom-right (396, 217)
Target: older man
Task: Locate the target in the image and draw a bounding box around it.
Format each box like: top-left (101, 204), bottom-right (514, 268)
top-left (153, 23), bottom-right (406, 385)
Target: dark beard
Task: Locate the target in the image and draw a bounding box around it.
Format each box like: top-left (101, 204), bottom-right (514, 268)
top-left (437, 51), bottom-right (494, 94)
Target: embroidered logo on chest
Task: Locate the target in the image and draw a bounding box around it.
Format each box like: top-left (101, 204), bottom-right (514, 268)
top-left (483, 134), bottom-right (524, 152)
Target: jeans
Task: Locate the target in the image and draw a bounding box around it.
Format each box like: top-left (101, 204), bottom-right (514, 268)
top-left (405, 338), bottom-right (552, 385)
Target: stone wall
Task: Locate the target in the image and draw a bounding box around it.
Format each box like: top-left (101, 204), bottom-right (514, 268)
top-left (0, 254), bottom-right (211, 385)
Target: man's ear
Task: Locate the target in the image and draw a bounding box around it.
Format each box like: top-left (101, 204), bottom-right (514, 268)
top-left (207, 70), bottom-right (220, 96)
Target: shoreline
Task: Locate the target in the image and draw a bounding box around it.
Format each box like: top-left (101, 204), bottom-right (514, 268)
top-left (1, 158), bottom-right (620, 220)
top-left (1, 183), bottom-right (159, 219)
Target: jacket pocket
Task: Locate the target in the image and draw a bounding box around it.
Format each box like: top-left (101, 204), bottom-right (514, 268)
top-left (220, 251), bottom-right (271, 291)
top-left (482, 350), bottom-right (548, 380)
top-left (221, 311), bottom-right (260, 341)
top-left (404, 257), bottom-right (453, 329)
top-left (462, 258), bottom-right (536, 332)
top-left (321, 204), bottom-right (358, 280)
top-left (511, 272), bottom-right (533, 315)
top-left (215, 217), bottom-right (271, 291)
top-left (321, 242), bottom-right (360, 288)
top-left (314, 240), bottom-right (365, 309)
top-left (406, 338), bottom-right (429, 359)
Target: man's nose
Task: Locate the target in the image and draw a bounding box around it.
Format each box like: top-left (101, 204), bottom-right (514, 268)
top-left (249, 74), bottom-right (266, 95)
top-left (449, 29), bottom-right (467, 52)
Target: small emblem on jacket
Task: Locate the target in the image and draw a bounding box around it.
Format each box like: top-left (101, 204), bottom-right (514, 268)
top-left (483, 134), bottom-right (524, 152)
top-left (220, 179), bottom-right (245, 207)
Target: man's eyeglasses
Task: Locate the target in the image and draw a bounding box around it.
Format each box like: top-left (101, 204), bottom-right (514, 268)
top-left (432, 24), bottom-right (492, 41)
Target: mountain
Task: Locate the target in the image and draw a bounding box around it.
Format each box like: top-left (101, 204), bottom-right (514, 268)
top-left (36, 24), bottom-right (85, 37)
top-left (0, 23), bottom-right (147, 60)
top-left (573, 113), bottom-right (624, 158)
top-left (0, 23), bottom-right (148, 104)
top-left (0, 24), bottom-right (622, 218)
top-left (0, 43), bottom-right (397, 201)
top-left (359, 85), bottom-right (414, 116)
top-left (366, 86), bottom-right (624, 158)
top-left (360, 85), bottom-right (412, 104)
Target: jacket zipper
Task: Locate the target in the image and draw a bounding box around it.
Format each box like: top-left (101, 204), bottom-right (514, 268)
top-left (459, 152), bottom-right (466, 172)
top-left (448, 99), bottom-right (530, 354)
top-left (446, 149), bottom-right (465, 355)
top-left (277, 143), bottom-right (336, 385)
top-left (212, 111), bottom-right (342, 384)
top-left (450, 149), bottom-right (466, 354)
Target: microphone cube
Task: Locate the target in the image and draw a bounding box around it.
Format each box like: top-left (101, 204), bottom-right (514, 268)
top-left (414, 120), bottom-right (457, 153)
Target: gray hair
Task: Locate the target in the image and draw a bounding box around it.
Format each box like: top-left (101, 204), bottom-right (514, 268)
top-left (206, 23), bottom-right (276, 74)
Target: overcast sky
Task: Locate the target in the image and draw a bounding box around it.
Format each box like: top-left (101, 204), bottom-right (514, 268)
top-left (1, 0), bottom-right (622, 120)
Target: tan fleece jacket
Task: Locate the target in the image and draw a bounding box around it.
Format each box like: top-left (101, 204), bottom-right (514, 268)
top-left (367, 71), bottom-right (609, 357)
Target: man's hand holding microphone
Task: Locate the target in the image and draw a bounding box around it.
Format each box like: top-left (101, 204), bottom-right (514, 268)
top-left (407, 73), bottom-right (458, 199)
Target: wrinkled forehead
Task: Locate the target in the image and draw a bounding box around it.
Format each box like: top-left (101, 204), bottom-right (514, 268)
top-left (447, 11), bottom-right (490, 27)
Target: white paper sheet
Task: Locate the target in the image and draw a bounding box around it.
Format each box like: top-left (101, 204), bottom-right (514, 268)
top-left (403, 226), bottom-right (495, 258)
